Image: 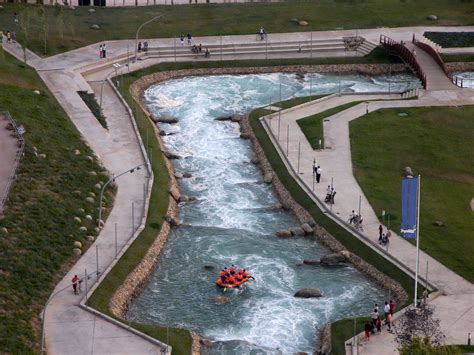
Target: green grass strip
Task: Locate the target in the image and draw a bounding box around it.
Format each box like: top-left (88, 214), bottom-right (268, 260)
top-left (424, 31), bottom-right (474, 48)
top-left (77, 91), bottom-right (108, 129)
top-left (297, 100), bottom-right (363, 149)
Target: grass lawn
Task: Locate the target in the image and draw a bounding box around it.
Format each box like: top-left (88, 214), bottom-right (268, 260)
top-left (1, 1), bottom-right (474, 55)
top-left (0, 53), bottom-right (114, 353)
top-left (350, 106), bottom-right (474, 282)
top-left (297, 100), bottom-right (363, 149)
top-left (424, 31), bottom-right (474, 48)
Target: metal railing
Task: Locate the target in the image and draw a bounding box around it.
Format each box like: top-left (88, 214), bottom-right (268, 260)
top-left (413, 38), bottom-right (449, 77)
top-left (451, 74), bottom-right (474, 88)
top-left (380, 35), bottom-right (427, 89)
top-left (0, 112), bottom-right (25, 214)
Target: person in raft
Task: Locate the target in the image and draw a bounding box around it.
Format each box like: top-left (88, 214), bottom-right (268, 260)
top-left (217, 266), bottom-right (254, 287)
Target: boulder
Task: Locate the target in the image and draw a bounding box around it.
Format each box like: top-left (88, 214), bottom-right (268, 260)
top-left (85, 215), bottom-right (93, 221)
top-left (78, 208), bottom-right (85, 214)
top-left (73, 241), bottom-right (82, 248)
top-left (403, 166), bottom-right (413, 177)
top-left (79, 227), bottom-right (87, 233)
top-left (88, 171), bottom-right (97, 176)
top-left (88, 8), bottom-right (95, 12)
top-left (178, 195), bottom-right (189, 203)
top-left (300, 223), bottom-right (314, 235)
top-left (87, 156), bottom-right (94, 161)
top-left (33, 90), bottom-right (41, 95)
top-left (165, 215), bottom-right (181, 226)
top-left (38, 153), bottom-right (47, 159)
top-left (320, 253), bottom-right (347, 266)
top-left (214, 295), bottom-right (230, 305)
top-left (85, 197), bottom-right (95, 203)
top-left (159, 130), bottom-right (167, 136)
top-left (182, 172), bottom-right (193, 178)
top-left (290, 227), bottom-right (305, 236)
top-left (89, 192), bottom-right (96, 198)
top-left (200, 338), bottom-right (214, 347)
top-left (169, 185), bottom-right (181, 201)
top-left (74, 149), bottom-right (81, 155)
top-left (433, 220), bottom-right (444, 227)
top-left (74, 217), bottom-right (82, 224)
top-left (303, 259), bottom-right (320, 265)
top-left (263, 172), bottom-right (273, 184)
top-left (72, 248), bottom-right (82, 256)
top-left (250, 157), bottom-right (260, 165)
top-left (214, 116), bottom-right (233, 121)
top-left (427, 15), bottom-right (438, 20)
top-left (272, 203), bottom-right (283, 209)
top-left (94, 183), bottom-right (101, 190)
top-left (471, 198), bottom-right (474, 212)
top-left (163, 150), bottom-right (181, 160)
top-left (276, 229), bottom-right (292, 238)
top-left (281, 201), bottom-right (292, 210)
top-left (188, 196), bottom-right (197, 202)
top-left (203, 265), bottom-right (215, 271)
top-left (231, 115), bottom-right (243, 122)
top-left (299, 20), bottom-right (309, 26)
top-left (174, 172), bottom-right (183, 179)
top-left (240, 133), bottom-right (251, 139)
top-left (294, 288), bottom-right (322, 298)
top-left (86, 235), bottom-right (95, 242)
top-left (2, 227), bottom-right (9, 234)
top-left (90, 24), bottom-right (100, 30)
top-left (340, 250), bottom-right (351, 259)
top-left (154, 115), bottom-right (178, 124)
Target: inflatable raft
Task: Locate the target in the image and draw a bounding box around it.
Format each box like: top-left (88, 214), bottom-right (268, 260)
top-left (215, 275), bottom-right (251, 288)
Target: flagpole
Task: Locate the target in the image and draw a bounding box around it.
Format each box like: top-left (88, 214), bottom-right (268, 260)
top-left (414, 174), bottom-right (421, 307)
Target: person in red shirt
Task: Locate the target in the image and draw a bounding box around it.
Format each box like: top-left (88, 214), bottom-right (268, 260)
top-left (71, 275), bottom-right (79, 295)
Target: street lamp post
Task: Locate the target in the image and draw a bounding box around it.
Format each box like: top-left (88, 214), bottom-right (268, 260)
top-left (98, 163), bottom-right (147, 228)
top-left (134, 15), bottom-right (164, 62)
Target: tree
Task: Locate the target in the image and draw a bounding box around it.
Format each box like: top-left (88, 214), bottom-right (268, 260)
top-left (395, 304), bottom-right (445, 348)
top-left (18, 5), bottom-right (30, 64)
top-left (38, 6), bottom-right (48, 54)
top-left (400, 337), bottom-right (460, 355)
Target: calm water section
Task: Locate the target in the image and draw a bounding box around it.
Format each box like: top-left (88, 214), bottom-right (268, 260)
top-left (128, 73), bottom-right (418, 353)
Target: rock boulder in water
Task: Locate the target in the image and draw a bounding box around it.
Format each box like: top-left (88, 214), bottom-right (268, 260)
top-left (231, 115), bottom-right (243, 122)
top-left (263, 172), bottom-right (273, 184)
top-left (320, 253), bottom-right (347, 266)
top-left (300, 223), bottom-right (314, 235)
top-left (240, 133), bottom-right (251, 139)
top-left (214, 296), bottom-right (230, 305)
top-left (294, 288), bottom-right (322, 298)
top-left (290, 227), bottom-right (305, 236)
top-left (163, 150), bottom-right (181, 160)
top-left (303, 259), bottom-right (320, 265)
top-left (276, 229), bottom-right (292, 238)
top-left (214, 116), bottom-right (233, 121)
top-left (154, 115), bottom-right (178, 124)
top-left (203, 265), bottom-right (215, 271)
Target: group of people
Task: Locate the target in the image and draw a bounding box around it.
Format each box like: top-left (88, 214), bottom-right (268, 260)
top-left (349, 210), bottom-right (363, 231)
top-left (137, 41), bottom-right (149, 52)
top-left (217, 265), bottom-right (253, 287)
top-left (364, 300), bottom-right (395, 340)
top-left (325, 185), bottom-right (336, 204)
top-left (98, 44), bottom-right (107, 58)
top-left (180, 33), bottom-right (193, 46)
top-left (378, 224), bottom-right (391, 246)
top-left (1, 30), bottom-right (14, 44)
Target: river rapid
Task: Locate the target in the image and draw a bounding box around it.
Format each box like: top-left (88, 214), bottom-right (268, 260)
top-left (128, 73), bottom-right (418, 354)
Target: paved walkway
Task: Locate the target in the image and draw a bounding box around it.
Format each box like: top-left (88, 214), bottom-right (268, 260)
top-left (263, 88), bottom-right (474, 353)
top-left (0, 113), bottom-right (19, 212)
top-left (2, 26), bottom-right (473, 354)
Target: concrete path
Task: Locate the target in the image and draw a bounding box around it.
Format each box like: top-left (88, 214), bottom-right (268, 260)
top-left (263, 88), bottom-right (474, 353)
top-left (0, 113), bottom-right (19, 212)
top-left (2, 25), bottom-right (473, 354)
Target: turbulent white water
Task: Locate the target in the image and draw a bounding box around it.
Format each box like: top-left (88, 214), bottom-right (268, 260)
top-left (128, 73), bottom-right (417, 353)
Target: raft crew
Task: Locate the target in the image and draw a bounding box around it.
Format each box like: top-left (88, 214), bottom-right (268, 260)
top-left (216, 266), bottom-right (254, 288)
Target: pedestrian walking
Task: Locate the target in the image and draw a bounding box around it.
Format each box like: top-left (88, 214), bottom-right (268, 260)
top-left (386, 312), bottom-right (392, 332)
top-left (143, 41), bottom-right (148, 52)
top-left (364, 321), bottom-right (371, 341)
top-left (316, 166), bottom-right (321, 183)
top-left (6, 31), bottom-right (11, 43)
top-left (370, 308), bottom-right (379, 330)
top-left (102, 43), bottom-right (107, 58)
top-left (187, 33), bottom-right (192, 45)
top-left (71, 275), bottom-right (79, 295)
top-left (180, 34), bottom-right (184, 46)
top-left (376, 318), bottom-right (382, 335)
top-left (389, 299), bottom-right (395, 315)
top-left (383, 301), bottom-right (390, 321)
top-left (379, 224), bottom-right (383, 238)
top-left (137, 41), bottom-right (142, 52)
top-left (99, 44), bottom-right (103, 58)
top-left (349, 210), bottom-right (357, 224)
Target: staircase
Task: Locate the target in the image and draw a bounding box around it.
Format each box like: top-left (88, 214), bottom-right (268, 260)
top-left (356, 40), bottom-right (378, 55)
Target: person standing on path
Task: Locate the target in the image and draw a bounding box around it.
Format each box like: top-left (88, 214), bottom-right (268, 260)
top-left (187, 33), bottom-right (192, 45)
top-left (383, 301), bottom-right (390, 321)
top-left (379, 224), bottom-right (383, 239)
top-left (180, 34), bottom-right (185, 46)
top-left (386, 312), bottom-right (392, 332)
top-left (370, 308), bottom-right (379, 329)
top-left (99, 44), bottom-right (103, 58)
top-left (102, 43), bottom-right (107, 58)
top-left (389, 300), bottom-right (395, 315)
top-left (316, 166), bottom-right (321, 183)
top-left (364, 321), bottom-right (371, 341)
top-left (71, 275), bottom-right (79, 295)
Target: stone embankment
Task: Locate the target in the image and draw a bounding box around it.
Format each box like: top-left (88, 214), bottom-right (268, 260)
top-left (446, 62), bottom-right (474, 73)
top-left (112, 64), bottom-right (410, 354)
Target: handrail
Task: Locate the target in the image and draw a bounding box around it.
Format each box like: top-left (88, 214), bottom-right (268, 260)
top-left (0, 112), bottom-right (25, 214)
top-left (413, 39), bottom-right (449, 77)
top-left (379, 35), bottom-right (427, 89)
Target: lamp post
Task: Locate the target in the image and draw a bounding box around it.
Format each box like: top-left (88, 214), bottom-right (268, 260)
top-left (99, 65), bottom-right (122, 118)
top-left (134, 15), bottom-right (164, 62)
top-left (98, 163), bottom-right (147, 228)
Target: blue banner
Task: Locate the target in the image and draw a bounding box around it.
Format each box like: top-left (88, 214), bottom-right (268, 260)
top-left (401, 177), bottom-right (418, 239)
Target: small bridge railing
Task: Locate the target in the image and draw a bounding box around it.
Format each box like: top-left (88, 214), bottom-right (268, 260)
top-left (380, 35), bottom-right (427, 89)
top-left (413, 38), bottom-right (449, 77)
